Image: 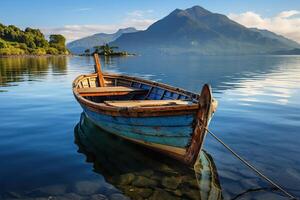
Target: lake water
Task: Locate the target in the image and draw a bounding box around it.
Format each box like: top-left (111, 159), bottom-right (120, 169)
top-left (0, 55), bottom-right (299, 200)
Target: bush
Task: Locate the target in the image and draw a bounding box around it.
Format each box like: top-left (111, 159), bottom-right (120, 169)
top-left (31, 48), bottom-right (47, 55)
top-left (0, 47), bottom-right (25, 55)
top-left (46, 47), bottom-right (59, 55)
top-left (0, 39), bottom-right (7, 48)
top-left (16, 43), bottom-right (27, 49)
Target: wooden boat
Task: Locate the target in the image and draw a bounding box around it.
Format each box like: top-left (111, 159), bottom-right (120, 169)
top-left (72, 54), bottom-right (218, 166)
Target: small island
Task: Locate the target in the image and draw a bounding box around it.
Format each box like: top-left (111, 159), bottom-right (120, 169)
top-left (0, 23), bottom-right (69, 56)
top-left (82, 44), bottom-right (134, 56)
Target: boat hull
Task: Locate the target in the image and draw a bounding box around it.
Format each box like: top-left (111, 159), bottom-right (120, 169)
top-left (81, 104), bottom-right (196, 159)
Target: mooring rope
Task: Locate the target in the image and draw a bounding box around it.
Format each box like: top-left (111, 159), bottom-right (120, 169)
top-left (204, 127), bottom-right (297, 199)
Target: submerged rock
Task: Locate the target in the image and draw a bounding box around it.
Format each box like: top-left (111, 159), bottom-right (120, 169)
top-left (132, 176), bottom-right (157, 188)
top-left (134, 188), bottom-right (153, 198)
top-left (182, 189), bottom-right (200, 200)
top-left (174, 189), bottom-right (183, 197)
top-left (149, 189), bottom-right (180, 200)
top-left (122, 187), bottom-right (153, 200)
top-left (73, 180), bottom-right (101, 195)
top-left (117, 173), bottom-right (135, 185)
top-left (136, 170), bottom-right (154, 178)
top-left (161, 176), bottom-right (182, 190)
top-left (157, 164), bottom-right (177, 175)
top-left (119, 186), bottom-right (142, 200)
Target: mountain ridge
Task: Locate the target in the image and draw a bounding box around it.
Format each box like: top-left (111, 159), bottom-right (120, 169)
top-left (67, 27), bottom-right (137, 54)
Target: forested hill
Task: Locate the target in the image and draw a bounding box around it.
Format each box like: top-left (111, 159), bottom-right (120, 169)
top-left (0, 23), bottom-right (68, 56)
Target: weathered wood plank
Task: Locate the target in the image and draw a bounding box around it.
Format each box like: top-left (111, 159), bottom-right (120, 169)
top-left (104, 100), bottom-right (191, 107)
top-left (77, 86), bottom-right (148, 97)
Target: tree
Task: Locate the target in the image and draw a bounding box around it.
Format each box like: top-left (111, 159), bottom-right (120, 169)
top-left (49, 34), bottom-right (66, 45)
top-left (24, 34), bottom-right (36, 48)
top-left (49, 34), bottom-right (67, 53)
top-left (25, 28), bottom-right (48, 47)
top-left (84, 49), bottom-right (90, 55)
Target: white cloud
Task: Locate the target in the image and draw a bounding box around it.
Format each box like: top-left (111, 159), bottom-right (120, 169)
top-left (228, 10), bottom-right (300, 43)
top-left (277, 10), bottom-right (299, 18)
top-left (42, 10), bottom-right (156, 42)
top-left (41, 25), bottom-right (120, 41)
top-left (127, 9), bottom-right (154, 17)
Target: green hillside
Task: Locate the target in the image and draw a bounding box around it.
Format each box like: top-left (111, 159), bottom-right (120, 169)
top-left (0, 23), bottom-right (68, 56)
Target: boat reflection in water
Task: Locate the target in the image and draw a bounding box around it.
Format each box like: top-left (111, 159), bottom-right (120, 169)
top-left (74, 113), bottom-right (223, 200)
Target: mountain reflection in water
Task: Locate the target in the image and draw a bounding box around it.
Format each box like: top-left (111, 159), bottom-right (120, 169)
top-left (74, 113), bottom-right (223, 200)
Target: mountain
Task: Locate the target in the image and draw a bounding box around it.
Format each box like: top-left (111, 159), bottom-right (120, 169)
top-left (67, 27), bottom-right (137, 54)
top-left (111, 6), bottom-right (300, 55)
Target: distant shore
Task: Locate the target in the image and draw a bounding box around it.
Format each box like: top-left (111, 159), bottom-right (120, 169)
top-left (0, 54), bottom-right (71, 58)
top-left (79, 54), bottom-right (136, 57)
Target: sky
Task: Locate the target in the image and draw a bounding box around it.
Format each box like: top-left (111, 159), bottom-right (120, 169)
top-left (0, 0), bottom-right (300, 42)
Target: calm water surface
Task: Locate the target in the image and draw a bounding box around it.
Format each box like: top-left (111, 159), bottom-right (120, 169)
top-left (0, 55), bottom-right (299, 199)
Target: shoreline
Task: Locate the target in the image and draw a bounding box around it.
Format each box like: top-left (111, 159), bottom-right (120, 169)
top-left (78, 53), bottom-right (136, 57)
top-left (0, 54), bottom-right (72, 58)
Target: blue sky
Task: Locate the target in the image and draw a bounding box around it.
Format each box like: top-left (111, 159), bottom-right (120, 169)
top-left (1, 0), bottom-right (299, 42)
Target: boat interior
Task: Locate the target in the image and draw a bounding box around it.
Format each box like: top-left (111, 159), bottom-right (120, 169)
top-left (74, 74), bottom-right (199, 108)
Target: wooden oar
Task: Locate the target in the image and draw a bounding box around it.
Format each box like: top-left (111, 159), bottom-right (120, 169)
top-left (93, 53), bottom-right (105, 87)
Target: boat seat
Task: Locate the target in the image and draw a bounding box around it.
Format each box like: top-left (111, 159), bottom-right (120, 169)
top-left (104, 100), bottom-right (191, 107)
top-left (77, 86), bottom-right (148, 97)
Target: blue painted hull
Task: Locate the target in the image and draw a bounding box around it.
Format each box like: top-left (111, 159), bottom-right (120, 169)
top-left (81, 104), bottom-right (195, 148)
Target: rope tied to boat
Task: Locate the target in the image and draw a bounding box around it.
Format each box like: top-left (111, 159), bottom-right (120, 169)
top-left (203, 126), bottom-right (297, 199)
